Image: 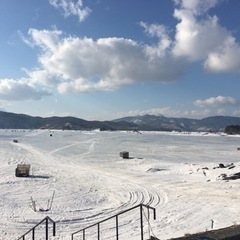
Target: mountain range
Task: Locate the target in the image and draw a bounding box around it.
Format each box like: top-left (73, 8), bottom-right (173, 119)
top-left (0, 111), bottom-right (240, 132)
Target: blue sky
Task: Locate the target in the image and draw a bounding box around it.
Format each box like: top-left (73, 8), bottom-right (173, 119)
top-left (1, 0), bottom-right (240, 120)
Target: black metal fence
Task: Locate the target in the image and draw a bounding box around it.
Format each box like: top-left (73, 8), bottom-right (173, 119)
top-left (71, 204), bottom-right (156, 240)
top-left (16, 204), bottom-right (156, 240)
top-left (17, 216), bottom-right (56, 240)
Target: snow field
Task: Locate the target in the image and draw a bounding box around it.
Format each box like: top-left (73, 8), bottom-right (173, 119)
top-left (0, 130), bottom-right (240, 239)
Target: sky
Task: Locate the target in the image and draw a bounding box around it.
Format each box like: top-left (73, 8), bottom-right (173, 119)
top-left (0, 0), bottom-right (240, 121)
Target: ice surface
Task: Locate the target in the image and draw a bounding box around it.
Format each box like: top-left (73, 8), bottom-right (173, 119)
top-left (1, 130), bottom-right (240, 239)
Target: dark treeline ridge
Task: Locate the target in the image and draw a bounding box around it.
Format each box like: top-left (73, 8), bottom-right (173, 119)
top-left (224, 125), bottom-right (240, 135)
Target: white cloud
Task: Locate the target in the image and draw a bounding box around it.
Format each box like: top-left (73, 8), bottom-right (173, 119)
top-left (173, 8), bottom-right (229, 61)
top-left (28, 28), bottom-right (62, 52)
top-left (194, 96), bottom-right (239, 108)
top-left (217, 108), bottom-right (226, 116)
top-left (140, 22), bottom-right (171, 42)
top-left (0, 79), bottom-right (51, 101)
top-left (22, 68), bottom-right (59, 86)
top-left (23, 28), bottom-right (186, 93)
top-left (49, 0), bottom-right (91, 22)
top-left (172, 0), bottom-right (240, 73)
top-left (188, 109), bottom-right (211, 119)
top-left (8, 0), bottom-right (240, 103)
top-left (174, 0), bottom-right (218, 15)
top-left (124, 97), bottom-right (240, 119)
top-left (140, 22), bottom-right (172, 59)
top-left (233, 110), bottom-right (240, 117)
top-left (204, 36), bottom-right (240, 72)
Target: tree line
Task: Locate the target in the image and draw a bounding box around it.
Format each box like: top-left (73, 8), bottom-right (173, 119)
top-left (224, 125), bottom-right (240, 135)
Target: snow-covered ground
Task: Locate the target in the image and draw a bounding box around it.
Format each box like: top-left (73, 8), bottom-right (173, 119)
top-left (1, 129), bottom-right (240, 240)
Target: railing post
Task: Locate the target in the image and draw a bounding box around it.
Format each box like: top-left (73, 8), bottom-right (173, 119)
top-left (98, 223), bottom-right (100, 240)
top-left (140, 204), bottom-right (144, 240)
top-left (17, 216), bottom-right (56, 240)
top-left (32, 227), bottom-right (35, 240)
top-left (116, 215), bottom-right (119, 240)
top-left (71, 204), bottom-right (157, 240)
top-left (53, 221), bottom-right (56, 236)
top-left (46, 217), bottom-right (48, 240)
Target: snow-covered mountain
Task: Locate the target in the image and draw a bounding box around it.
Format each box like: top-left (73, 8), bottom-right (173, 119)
top-left (112, 114), bottom-right (240, 132)
top-left (1, 111), bottom-right (240, 132)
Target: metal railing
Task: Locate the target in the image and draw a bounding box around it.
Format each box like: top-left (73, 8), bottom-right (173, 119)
top-left (71, 204), bottom-right (156, 240)
top-left (17, 216), bottom-right (56, 240)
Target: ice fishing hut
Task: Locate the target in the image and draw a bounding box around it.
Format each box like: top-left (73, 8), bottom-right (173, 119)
top-left (120, 151), bottom-right (129, 159)
top-left (15, 164), bottom-right (31, 177)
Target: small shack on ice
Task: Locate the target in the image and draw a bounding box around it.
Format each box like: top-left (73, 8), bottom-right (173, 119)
top-left (15, 164), bottom-right (31, 177)
top-left (120, 151), bottom-right (129, 159)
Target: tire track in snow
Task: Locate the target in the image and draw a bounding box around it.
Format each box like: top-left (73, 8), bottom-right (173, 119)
top-left (48, 138), bottom-right (95, 155)
top-left (64, 167), bottom-right (168, 230)
top-left (65, 177), bottom-right (167, 240)
top-left (2, 131), bottom-right (169, 239)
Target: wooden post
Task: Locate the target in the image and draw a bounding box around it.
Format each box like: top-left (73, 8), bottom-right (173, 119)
top-left (30, 197), bottom-right (36, 212)
top-left (49, 191), bottom-right (55, 210)
top-left (211, 219), bottom-right (214, 229)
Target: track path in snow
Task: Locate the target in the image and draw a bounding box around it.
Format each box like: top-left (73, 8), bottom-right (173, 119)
top-left (2, 130), bottom-right (240, 240)
top-left (0, 130), bottom-right (169, 239)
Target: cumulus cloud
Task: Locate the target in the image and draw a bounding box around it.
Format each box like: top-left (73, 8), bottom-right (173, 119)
top-left (194, 96), bottom-right (239, 108)
top-left (7, 0), bottom-right (240, 103)
top-left (22, 28), bottom-right (186, 93)
top-left (24, 1), bottom-right (240, 95)
top-left (204, 37), bottom-right (240, 72)
top-left (172, 0), bottom-right (240, 72)
top-left (22, 68), bottom-right (60, 86)
top-left (140, 22), bottom-right (172, 58)
top-left (27, 28), bottom-right (62, 52)
top-left (174, 0), bottom-right (218, 15)
top-left (0, 78), bottom-right (51, 101)
top-left (49, 0), bottom-right (91, 22)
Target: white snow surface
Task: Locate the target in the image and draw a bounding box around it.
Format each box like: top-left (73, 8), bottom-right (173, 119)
top-left (1, 129), bottom-right (240, 240)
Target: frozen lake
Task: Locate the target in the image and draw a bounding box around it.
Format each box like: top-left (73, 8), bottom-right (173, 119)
top-left (1, 130), bottom-right (240, 239)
